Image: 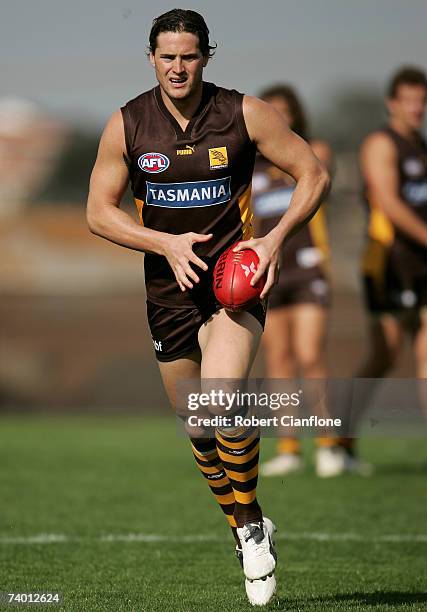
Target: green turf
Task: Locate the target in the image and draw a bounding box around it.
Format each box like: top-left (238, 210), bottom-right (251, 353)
top-left (0, 416), bottom-right (426, 611)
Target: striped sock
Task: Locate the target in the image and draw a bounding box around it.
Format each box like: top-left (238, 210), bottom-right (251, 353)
top-left (215, 426), bottom-right (261, 527)
top-left (278, 437), bottom-right (301, 455)
top-left (190, 438), bottom-right (237, 529)
top-left (316, 437), bottom-right (340, 448)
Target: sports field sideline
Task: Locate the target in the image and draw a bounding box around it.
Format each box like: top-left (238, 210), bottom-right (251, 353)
top-left (1, 417), bottom-right (426, 611)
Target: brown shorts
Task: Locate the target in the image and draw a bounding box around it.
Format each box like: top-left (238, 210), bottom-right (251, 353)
top-left (268, 276), bottom-right (330, 310)
top-left (363, 272), bottom-right (427, 314)
top-left (147, 296), bottom-right (266, 362)
top-left (362, 238), bottom-right (427, 314)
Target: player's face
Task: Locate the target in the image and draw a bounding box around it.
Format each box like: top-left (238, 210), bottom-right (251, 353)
top-left (264, 96), bottom-right (294, 128)
top-left (387, 84), bottom-right (427, 131)
top-left (150, 31), bottom-right (208, 101)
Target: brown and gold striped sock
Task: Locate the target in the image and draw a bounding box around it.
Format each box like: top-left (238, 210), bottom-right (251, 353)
top-left (215, 427), bottom-right (262, 528)
top-left (278, 437), bottom-right (301, 455)
top-left (337, 437), bottom-right (355, 455)
top-left (190, 438), bottom-right (239, 540)
top-left (316, 437), bottom-right (340, 448)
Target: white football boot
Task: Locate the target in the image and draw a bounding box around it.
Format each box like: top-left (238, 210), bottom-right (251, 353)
top-left (236, 516), bottom-right (277, 580)
top-left (235, 516), bottom-right (277, 606)
top-left (315, 446), bottom-right (346, 478)
top-left (260, 452), bottom-right (303, 477)
top-left (245, 573), bottom-right (277, 607)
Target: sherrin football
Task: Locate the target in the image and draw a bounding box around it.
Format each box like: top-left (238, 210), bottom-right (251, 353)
top-left (213, 242), bottom-right (266, 311)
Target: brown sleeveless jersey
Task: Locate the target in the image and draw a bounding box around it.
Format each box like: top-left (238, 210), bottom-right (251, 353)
top-left (253, 155), bottom-right (329, 286)
top-left (121, 82), bottom-right (256, 306)
top-left (364, 126), bottom-right (427, 276)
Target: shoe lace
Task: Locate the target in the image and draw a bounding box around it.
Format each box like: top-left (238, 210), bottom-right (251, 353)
top-left (243, 523), bottom-right (269, 558)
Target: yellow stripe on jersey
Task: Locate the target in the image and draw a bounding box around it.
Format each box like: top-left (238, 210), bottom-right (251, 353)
top-left (361, 237), bottom-right (388, 279)
top-left (134, 198), bottom-right (144, 225)
top-left (366, 191), bottom-right (394, 245)
top-left (238, 184), bottom-right (254, 240)
top-left (367, 206), bottom-right (394, 246)
top-left (362, 194), bottom-right (394, 278)
top-left (308, 205), bottom-right (330, 275)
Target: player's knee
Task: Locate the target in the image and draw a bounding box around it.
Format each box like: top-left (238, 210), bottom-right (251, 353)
top-left (184, 418), bottom-right (210, 439)
top-left (207, 396), bottom-right (241, 418)
top-left (199, 380), bottom-right (242, 417)
top-left (265, 345), bottom-right (293, 369)
top-left (297, 348), bottom-right (323, 375)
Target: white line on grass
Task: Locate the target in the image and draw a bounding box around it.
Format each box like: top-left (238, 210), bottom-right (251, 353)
top-left (0, 532), bottom-right (426, 545)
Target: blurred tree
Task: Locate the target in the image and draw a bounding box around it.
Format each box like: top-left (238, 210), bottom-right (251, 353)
top-left (38, 127), bottom-right (134, 209)
top-left (38, 128), bottom-right (100, 204)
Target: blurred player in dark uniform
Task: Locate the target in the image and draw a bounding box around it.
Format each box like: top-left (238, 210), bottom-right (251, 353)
top-left (86, 9), bottom-right (329, 605)
top-left (355, 67), bottom-right (427, 450)
top-left (253, 85), bottom-right (344, 477)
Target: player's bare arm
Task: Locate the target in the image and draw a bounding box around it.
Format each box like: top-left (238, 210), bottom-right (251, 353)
top-left (361, 131), bottom-right (427, 246)
top-left (87, 110), bottom-right (210, 291)
top-left (237, 96), bottom-right (330, 296)
top-left (311, 140), bottom-right (334, 173)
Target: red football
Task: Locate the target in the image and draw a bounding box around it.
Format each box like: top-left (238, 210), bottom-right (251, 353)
top-left (213, 242), bottom-right (266, 311)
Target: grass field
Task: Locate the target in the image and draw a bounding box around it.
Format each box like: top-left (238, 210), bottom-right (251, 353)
top-left (0, 416), bottom-right (426, 611)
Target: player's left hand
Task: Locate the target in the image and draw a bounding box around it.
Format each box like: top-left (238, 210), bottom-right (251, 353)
top-left (233, 236), bottom-right (280, 298)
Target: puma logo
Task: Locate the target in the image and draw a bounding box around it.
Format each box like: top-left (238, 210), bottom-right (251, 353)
top-left (177, 145), bottom-right (195, 156)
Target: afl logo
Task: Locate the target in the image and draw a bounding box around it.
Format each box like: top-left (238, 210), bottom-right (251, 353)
top-left (138, 152), bottom-right (170, 173)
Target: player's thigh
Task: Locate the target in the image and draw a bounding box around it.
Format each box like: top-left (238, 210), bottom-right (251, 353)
top-left (198, 308), bottom-right (263, 379)
top-left (263, 305), bottom-right (292, 355)
top-left (158, 349), bottom-right (201, 410)
top-left (290, 304), bottom-right (328, 363)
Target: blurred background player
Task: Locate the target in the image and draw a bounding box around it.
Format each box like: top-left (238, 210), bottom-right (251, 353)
top-left (355, 66), bottom-right (427, 433)
top-left (252, 85), bottom-right (344, 478)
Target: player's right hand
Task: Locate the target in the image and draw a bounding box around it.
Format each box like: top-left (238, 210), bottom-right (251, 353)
top-left (161, 232), bottom-right (212, 291)
top-left (233, 235), bottom-right (280, 299)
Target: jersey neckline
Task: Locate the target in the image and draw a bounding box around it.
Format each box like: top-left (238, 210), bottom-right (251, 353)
top-left (385, 125), bottom-right (427, 152)
top-left (153, 82), bottom-right (215, 141)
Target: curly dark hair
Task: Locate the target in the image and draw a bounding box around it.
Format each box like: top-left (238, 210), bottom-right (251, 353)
top-left (259, 84), bottom-right (308, 140)
top-left (148, 9), bottom-right (216, 58)
top-left (387, 66), bottom-right (427, 99)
